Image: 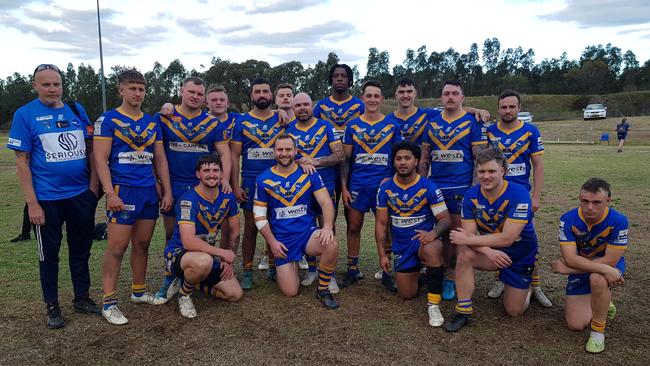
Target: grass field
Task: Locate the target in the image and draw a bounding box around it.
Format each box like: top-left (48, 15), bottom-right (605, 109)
top-left (0, 122), bottom-right (649, 365)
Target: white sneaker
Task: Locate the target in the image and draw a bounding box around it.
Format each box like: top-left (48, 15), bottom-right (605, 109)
top-left (178, 295), bottom-right (197, 318)
top-left (299, 256), bottom-right (309, 270)
top-left (102, 305), bottom-right (128, 325)
top-left (131, 292), bottom-right (166, 305)
top-left (533, 286), bottom-right (553, 308)
top-left (487, 280), bottom-right (505, 299)
top-left (374, 270), bottom-right (383, 280)
top-left (301, 271), bottom-right (318, 286)
top-left (328, 276), bottom-right (340, 294)
top-left (166, 278), bottom-right (180, 300)
top-left (427, 305), bottom-right (444, 327)
top-left (258, 255), bottom-right (269, 270)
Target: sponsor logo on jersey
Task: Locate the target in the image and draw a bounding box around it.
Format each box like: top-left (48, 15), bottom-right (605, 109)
top-left (180, 200), bottom-right (192, 220)
top-left (355, 153), bottom-right (388, 166)
top-left (558, 221), bottom-right (568, 241)
top-left (507, 163), bottom-right (527, 176)
top-left (614, 229), bottom-right (628, 245)
top-left (431, 149), bottom-right (463, 163)
top-left (275, 204), bottom-right (308, 219)
top-left (169, 141), bottom-right (209, 153)
top-left (39, 131), bottom-right (86, 162)
top-left (117, 151), bottom-right (153, 165)
top-left (7, 137), bottom-right (21, 147)
top-left (391, 215), bottom-right (427, 228)
top-left (248, 147), bottom-right (275, 160)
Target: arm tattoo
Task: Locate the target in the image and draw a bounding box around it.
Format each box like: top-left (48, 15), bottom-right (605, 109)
top-left (317, 143), bottom-right (344, 167)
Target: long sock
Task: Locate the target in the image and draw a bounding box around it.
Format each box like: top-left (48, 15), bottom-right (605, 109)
top-left (590, 319), bottom-right (606, 342)
top-left (317, 264), bottom-right (336, 292)
top-left (531, 274), bottom-right (540, 288)
top-left (307, 256), bottom-right (317, 273)
top-left (243, 261), bottom-right (253, 274)
top-left (347, 255), bottom-right (359, 273)
top-left (103, 291), bottom-right (118, 310)
top-left (268, 256), bottom-right (276, 269)
top-left (455, 299), bottom-right (473, 314)
top-left (180, 279), bottom-right (195, 297)
top-left (494, 270), bottom-right (500, 280)
top-left (426, 266), bottom-right (444, 306)
top-left (131, 283), bottom-right (146, 297)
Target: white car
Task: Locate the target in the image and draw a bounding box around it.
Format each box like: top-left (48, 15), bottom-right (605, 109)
top-left (583, 104), bottom-right (607, 120)
top-left (517, 112), bottom-right (533, 123)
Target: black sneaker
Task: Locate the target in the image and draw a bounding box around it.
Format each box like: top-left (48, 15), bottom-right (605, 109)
top-left (46, 302), bottom-right (65, 329)
top-left (73, 294), bottom-right (101, 314)
top-left (10, 234), bottom-right (30, 243)
top-left (381, 272), bottom-right (397, 293)
top-left (316, 290), bottom-right (339, 309)
top-left (444, 313), bottom-right (470, 333)
top-left (339, 270), bottom-right (362, 288)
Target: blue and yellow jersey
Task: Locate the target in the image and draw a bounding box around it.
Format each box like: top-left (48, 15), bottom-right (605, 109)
top-left (286, 117), bottom-right (339, 187)
top-left (254, 165), bottom-right (325, 240)
top-left (423, 112), bottom-right (487, 189)
top-left (487, 121), bottom-right (544, 192)
top-left (343, 115), bottom-right (402, 190)
top-left (461, 181), bottom-right (538, 267)
top-left (390, 107), bottom-right (442, 144)
top-left (376, 175), bottom-right (448, 246)
top-left (215, 111), bottom-right (241, 142)
top-left (231, 111), bottom-right (285, 179)
top-left (156, 106), bottom-right (228, 186)
top-left (8, 99), bottom-right (92, 201)
top-left (94, 107), bottom-right (161, 187)
top-left (559, 207), bottom-right (628, 270)
top-left (166, 187), bottom-right (239, 251)
top-left (313, 95), bottom-right (365, 141)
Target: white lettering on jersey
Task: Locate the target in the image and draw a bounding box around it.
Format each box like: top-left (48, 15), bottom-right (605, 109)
top-left (614, 229), bottom-right (628, 245)
top-left (275, 204), bottom-right (308, 219)
top-left (506, 163), bottom-right (527, 177)
top-left (558, 220), bottom-right (567, 241)
top-left (36, 115), bottom-right (53, 121)
top-left (123, 204), bottom-right (136, 211)
top-left (333, 129), bottom-right (345, 141)
top-left (117, 151), bottom-right (153, 164)
top-left (431, 150), bottom-right (463, 163)
top-left (537, 137), bottom-right (544, 151)
top-left (355, 153), bottom-right (389, 166)
top-left (248, 147), bottom-right (275, 160)
top-left (39, 130), bottom-right (86, 163)
top-left (180, 200), bottom-right (192, 220)
top-left (391, 215), bottom-right (427, 228)
top-left (169, 141), bottom-right (209, 153)
top-left (8, 137), bottom-right (21, 147)
top-left (94, 116), bottom-right (104, 135)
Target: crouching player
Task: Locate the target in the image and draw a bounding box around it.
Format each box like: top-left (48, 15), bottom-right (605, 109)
top-left (552, 178), bottom-right (627, 353)
top-left (446, 147), bottom-right (538, 332)
top-left (164, 154), bottom-right (243, 318)
top-left (375, 141), bottom-right (451, 326)
top-left (254, 134), bottom-right (340, 308)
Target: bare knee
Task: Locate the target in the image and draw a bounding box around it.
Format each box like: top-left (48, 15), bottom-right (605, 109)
top-left (227, 285), bottom-right (243, 302)
top-left (280, 286), bottom-right (299, 298)
top-left (589, 273), bottom-right (608, 292)
top-left (456, 246), bottom-right (474, 265)
top-left (505, 306), bottom-right (525, 317)
top-left (566, 317), bottom-right (588, 331)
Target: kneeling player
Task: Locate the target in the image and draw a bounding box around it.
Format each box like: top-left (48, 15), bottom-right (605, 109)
top-left (375, 142), bottom-right (451, 326)
top-left (552, 178), bottom-right (627, 353)
top-left (446, 147), bottom-right (538, 332)
top-left (164, 154), bottom-right (242, 318)
top-left (254, 134), bottom-right (340, 308)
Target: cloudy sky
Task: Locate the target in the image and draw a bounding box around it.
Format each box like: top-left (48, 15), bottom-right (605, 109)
top-left (1, 0), bottom-right (649, 78)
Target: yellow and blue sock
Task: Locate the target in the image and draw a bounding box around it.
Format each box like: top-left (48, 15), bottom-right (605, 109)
top-left (131, 283), bottom-right (146, 298)
top-left (243, 261), bottom-right (253, 274)
top-left (180, 279), bottom-right (195, 297)
top-left (317, 264), bottom-right (336, 292)
top-left (307, 256), bottom-right (317, 273)
top-left (591, 319), bottom-right (606, 333)
top-left (347, 255), bottom-right (359, 273)
top-left (102, 291), bottom-right (118, 310)
top-left (455, 299), bottom-right (473, 315)
top-left (531, 274), bottom-right (541, 288)
top-left (445, 269), bottom-right (455, 282)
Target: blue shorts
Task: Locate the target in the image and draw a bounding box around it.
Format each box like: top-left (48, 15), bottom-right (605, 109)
top-left (274, 227), bottom-right (318, 267)
top-left (240, 177), bottom-right (256, 211)
top-left (164, 246), bottom-right (223, 288)
top-left (617, 133), bottom-right (627, 141)
top-left (498, 263), bottom-right (535, 290)
top-left (349, 185), bottom-right (379, 213)
top-left (162, 184), bottom-right (194, 217)
top-left (108, 185), bottom-right (158, 225)
top-left (313, 183), bottom-right (336, 215)
top-left (566, 260), bottom-right (626, 296)
top-left (393, 239), bottom-right (421, 273)
top-left (440, 186), bottom-right (468, 215)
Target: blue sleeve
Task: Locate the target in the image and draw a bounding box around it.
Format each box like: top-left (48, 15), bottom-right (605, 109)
top-left (7, 108), bottom-right (32, 152)
top-left (422, 123), bottom-right (433, 146)
top-left (177, 196), bottom-right (199, 224)
top-left (253, 176), bottom-right (268, 206)
top-left (421, 107), bottom-right (441, 119)
top-left (94, 112), bottom-right (114, 138)
top-left (154, 118), bottom-right (163, 142)
top-left (558, 212), bottom-right (576, 244)
top-left (376, 184), bottom-right (388, 210)
top-left (609, 214), bottom-right (629, 249)
top-left (343, 122), bottom-right (353, 145)
top-left (461, 190), bottom-right (475, 221)
top-left (506, 187), bottom-right (532, 223)
top-left (470, 119), bottom-right (487, 145)
top-left (530, 125), bottom-right (544, 154)
top-left (313, 101), bottom-right (322, 118)
top-left (392, 123), bottom-right (403, 144)
top-left (73, 103), bottom-right (93, 139)
top-left (359, 101), bottom-right (365, 115)
top-left (227, 194), bottom-right (239, 218)
top-left (231, 116), bottom-right (243, 144)
top-left (427, 181), bottom-right (446, 206)
top-left (311, 172), bottom-right (327, 192)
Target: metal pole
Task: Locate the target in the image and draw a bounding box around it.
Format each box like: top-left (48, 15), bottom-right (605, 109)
top-left (96, 0), bottom-right (107, 112)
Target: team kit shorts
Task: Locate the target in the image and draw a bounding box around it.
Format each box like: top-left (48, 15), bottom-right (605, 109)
top-left (107, 185), bottom-right (159, 225)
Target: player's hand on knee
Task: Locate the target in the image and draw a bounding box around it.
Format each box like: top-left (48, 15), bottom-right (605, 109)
top-left (380, 255), bottom-right (391, 273)
top-left (412, 229), bottom-right (437, 245)
top-left (160, 102), bottom-right (174, 116)
top-left (106, 193), bottom-right (126, 212)
top-left (271, 240), bottom-right (288, 259)
top-left (604, 266), bottom-right (624, 287)
top-left (27, 202), bottom-right (45, 225)
top-left (316, 228), bottom-right (334, 246)
top-left (220, 262), bottom-right (234, 281)
top-left (486, 248), bottom-right (512, 269)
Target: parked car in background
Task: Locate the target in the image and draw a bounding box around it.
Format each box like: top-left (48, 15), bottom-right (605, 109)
top-left (583, 104), bottom-right (607, 120)
top-left (517, 111), bottom-right (533, 123)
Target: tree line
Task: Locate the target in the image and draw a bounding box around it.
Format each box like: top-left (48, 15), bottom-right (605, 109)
top-left (2, 37), bottom-right (650, 127)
